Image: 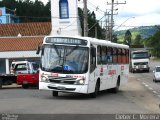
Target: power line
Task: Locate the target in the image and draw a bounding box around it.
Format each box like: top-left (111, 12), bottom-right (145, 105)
top-left (107, 0), bottom-right (126, 41)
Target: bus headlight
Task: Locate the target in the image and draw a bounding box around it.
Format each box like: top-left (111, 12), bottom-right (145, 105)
top-left (40, 75), bottom-right (49, 82)
top-left (74, 78), bottom-right (85, 85)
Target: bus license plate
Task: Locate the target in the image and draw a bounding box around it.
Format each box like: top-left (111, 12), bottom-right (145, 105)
top-left (57, 86), bottom-right (65, 90)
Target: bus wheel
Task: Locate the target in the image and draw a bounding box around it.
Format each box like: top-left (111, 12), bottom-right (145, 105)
top-left (22, 84), bottom-right (29, 89)
top-left (0, 78), bottom-right (2, 89)
top-left (90, 81), bottom-right (100, 98)
top-left (52, 91), bottom-right (58, 97)
top-left (112, 78), bottom-right (120, 93)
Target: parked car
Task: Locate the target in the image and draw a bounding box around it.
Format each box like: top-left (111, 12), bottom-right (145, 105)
top-left (14, 61), bottom-right (39, 89)
top-left (153, 66), bottom-right (160, 82)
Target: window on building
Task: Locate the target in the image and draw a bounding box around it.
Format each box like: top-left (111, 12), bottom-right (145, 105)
top-left (59, 0), bottom-right (69, 19)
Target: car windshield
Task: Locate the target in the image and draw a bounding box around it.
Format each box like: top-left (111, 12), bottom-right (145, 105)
top-left (15, 63), bottom-right (27, 71)
top-left (156, 67), bottom-right (160, 72)
top-left (132, 52), bottom-right (149, 59)
top-left (41, 45), bottom-right (89, 74)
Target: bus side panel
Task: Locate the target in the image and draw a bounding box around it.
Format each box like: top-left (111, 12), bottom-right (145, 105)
top-left (100, 64), bottom-right (111, 91)
top-left (120, 64), bottom-right (129, 85)
top-left (110, 64), bottom-right (118, 89)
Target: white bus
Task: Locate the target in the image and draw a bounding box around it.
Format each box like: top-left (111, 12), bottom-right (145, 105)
top-left (37, 36), bottom-right (129, 98)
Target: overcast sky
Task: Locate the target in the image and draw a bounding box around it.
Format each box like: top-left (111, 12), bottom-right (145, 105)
top-left (40, 0), bottom-right (160, 30)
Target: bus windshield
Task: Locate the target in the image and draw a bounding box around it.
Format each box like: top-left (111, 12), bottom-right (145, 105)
top-left (132, 52), bottom-right (149, 59)
top-left (41, 45), bottom-right (89, 74)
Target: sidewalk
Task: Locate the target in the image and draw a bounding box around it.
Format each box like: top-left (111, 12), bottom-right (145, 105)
top-left (2, 83), bottom-right (22, 89)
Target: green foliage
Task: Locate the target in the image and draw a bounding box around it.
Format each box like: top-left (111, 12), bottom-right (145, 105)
top-left (78, 8), bottom-right (104, 39)
top-left (0, 0), bottom-right (51, 22)
top-left (133, 34), bottom-right (142, 45)
top-left (124, 30), bottom-right (132, 46)
top-left (0, 0), bottom-right (104, 38)
top-left (144, 31), bottom-right (160, 57)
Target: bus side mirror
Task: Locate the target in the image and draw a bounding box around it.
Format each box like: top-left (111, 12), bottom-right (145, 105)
top-left (36, 45), bottom-right (44, 55)
top-left (36, 46), bottom-right (41, 54)
top-left (91, 47), bottom-right (96, 57)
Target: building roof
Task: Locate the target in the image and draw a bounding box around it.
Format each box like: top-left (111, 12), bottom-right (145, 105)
top-left (0, 37), bottom-right (43, 52)
top-left (0, 22), bottom-right (51, 37)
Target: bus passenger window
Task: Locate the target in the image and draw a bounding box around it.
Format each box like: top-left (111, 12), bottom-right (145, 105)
top-left (118, 48), bottom-right (122, 63)
top-left (102, 46), bottom-right (107, 64)
top-left (113, 48), bottom-right (117, 63)
top-left (107, 47), bottom-right (113, 63)
top-left (122, 49), bottom-right (126, 63)
top-left (97, 46), bottom-right (101, 64)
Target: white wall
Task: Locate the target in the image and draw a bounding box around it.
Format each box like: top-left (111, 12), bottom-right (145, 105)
top-left (0, 50), bottom-right (40, 74)
top-left (0, 50), bottom-right (40, 59)
top-left (50, 0), bottom-right (81, 36)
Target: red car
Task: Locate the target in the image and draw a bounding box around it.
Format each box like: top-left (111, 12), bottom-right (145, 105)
top-left (12, 61), bottom-right (39, 89)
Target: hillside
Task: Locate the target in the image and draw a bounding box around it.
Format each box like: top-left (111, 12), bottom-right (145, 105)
top-left (114, 26), bottom-right (160, 42)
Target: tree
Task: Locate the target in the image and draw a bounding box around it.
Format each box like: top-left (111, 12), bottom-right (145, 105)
top-left (133, 34), bottom-right (142, 45)
top-left (0, 0), bottom-right (104, 38)
top-left (0, 0), bottom-right (51, 22)
top-left (78, 8), bottom-right (104, 39)
top-left (112, 34), bottom-right (118, 43)
top-left (124, 30), bottom-right (132, 46)
top-left (144, 31), bottom-right (160, 57)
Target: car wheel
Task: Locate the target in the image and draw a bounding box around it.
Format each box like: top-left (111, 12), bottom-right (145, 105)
top-left (155, 79), bottom-right (157, 83)
top-left (0, 78), bottom-right (2, 89)
top-left (52, 91), bottom-right (58, 97)
top-left (22, 84), bottom-right (29, 89)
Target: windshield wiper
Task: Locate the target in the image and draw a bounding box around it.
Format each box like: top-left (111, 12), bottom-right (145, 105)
top-left (65, 45), bottom-right (79, 56)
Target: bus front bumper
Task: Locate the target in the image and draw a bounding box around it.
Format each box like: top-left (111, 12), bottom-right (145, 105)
top-left (39, 82), bottom-right (89, 94)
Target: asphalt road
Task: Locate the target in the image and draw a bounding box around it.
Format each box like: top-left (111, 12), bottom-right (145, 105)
top-left (0, 59), bottom-right (159, 120)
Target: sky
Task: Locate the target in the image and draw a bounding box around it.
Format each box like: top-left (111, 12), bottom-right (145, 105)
top-left (39, 0), bottom-right (160, 30)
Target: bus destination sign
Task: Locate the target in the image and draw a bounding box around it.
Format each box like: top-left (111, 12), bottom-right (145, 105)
top-left (46, 37), bottom-right (88, 45)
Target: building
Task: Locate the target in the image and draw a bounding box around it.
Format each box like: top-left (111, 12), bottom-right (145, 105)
top-left (50, 0), bottom-right (81, 36)
top-left (0, 0), bottom-right (81, 74)
top-left (0, 7), bottom-right (19, 24)
top-left (0, 22), bottom-right (51, 74)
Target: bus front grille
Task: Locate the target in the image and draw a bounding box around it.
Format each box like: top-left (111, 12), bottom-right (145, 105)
top-left (48, 76), bottom-right (76, 84)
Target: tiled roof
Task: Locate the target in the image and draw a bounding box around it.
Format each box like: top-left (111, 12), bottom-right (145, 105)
top-left (0, 37), bottom-right (43, 52)
top-left (0, 22), bottom-right (51, 37)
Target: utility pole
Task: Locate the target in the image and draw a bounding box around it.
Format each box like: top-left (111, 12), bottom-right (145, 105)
top-left (107, 0), bottom-right (126, 41)
top-left (105, 11), bottom-right (117, 40)
top-left (83, 0), bottom-right (88, 37)
top-left (105, 10), bottom-right (109, 40)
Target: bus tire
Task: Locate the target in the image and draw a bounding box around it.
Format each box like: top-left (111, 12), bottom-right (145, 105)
top-left (0, 78), bottom-right (2, 89)
top-left (52, 91), bottom-right (58, 97)
top-left (112, 78), bottom-right (120, 93)
top-left (90, 81), bottom-right (100, 98)
top-left (22, 84), bottom-right (29, 89)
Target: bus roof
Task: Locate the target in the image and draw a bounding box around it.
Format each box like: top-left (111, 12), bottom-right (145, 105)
top-left (44, 36), bottom-right (129, 49)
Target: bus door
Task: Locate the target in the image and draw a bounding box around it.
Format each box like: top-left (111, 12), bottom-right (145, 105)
top-left (88, 46), bottom-right (97, 93)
